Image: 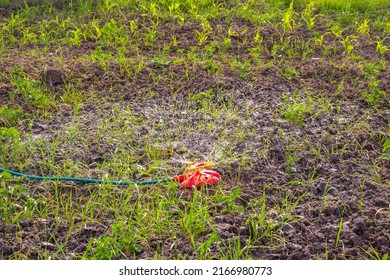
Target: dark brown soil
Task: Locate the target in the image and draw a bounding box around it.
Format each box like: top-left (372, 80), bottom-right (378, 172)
top-left (0, 8), bottom-right (389, 260)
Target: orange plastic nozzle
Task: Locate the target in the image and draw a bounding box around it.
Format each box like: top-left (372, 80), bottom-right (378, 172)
top-left (185, 161), bottom-right (215, 172)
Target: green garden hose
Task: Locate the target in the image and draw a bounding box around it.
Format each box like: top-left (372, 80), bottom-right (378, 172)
top-left (0, 162), bottom-right (221, 188)
top-left (0, 167), bottom-right (173, 186)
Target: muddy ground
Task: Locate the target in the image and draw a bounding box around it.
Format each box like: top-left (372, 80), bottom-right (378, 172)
top-left (0, 8), bottom-right (389, 260)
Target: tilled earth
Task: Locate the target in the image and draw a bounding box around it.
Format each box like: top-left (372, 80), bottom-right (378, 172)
top-left (0, 7), bottom-right (389, 260)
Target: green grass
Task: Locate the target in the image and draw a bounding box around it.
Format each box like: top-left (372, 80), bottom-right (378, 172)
top-left (0, 0), bottom-right (389, 260)
top-left (308, 0), bottom-right (390, 12)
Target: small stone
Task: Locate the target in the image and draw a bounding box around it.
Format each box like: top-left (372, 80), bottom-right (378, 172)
top-left (282, 224), bottom-right (294, 233)
top-left (215, 223), bottom-right (232, 239)
top-left (42, 242), bottom-right (57, 251)
top-left (41, 69), bottom-right (64, 86)
top-left (349, 233), bottom-right (362, 247)
top-left (19, 220), bottom-right (29, 228)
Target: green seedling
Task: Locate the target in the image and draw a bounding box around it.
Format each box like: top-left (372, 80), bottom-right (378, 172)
top-left (280, 91), bottom-right (314, 126)
top-left (8, 67), bottom-right (53, 109)
top-left (216, 187), bottom-right (244, 213)
top-left (91, 46), bottom-right (112, 70)
top-left (381, 139), bottom-right (390, 159)
top-left (357, 19), bottom-right (370, 36)
top-left (361, 243), bottom-right (389, 260)
top-left (361, 80), bottom-right (386, 107)
top-left (301, 1), bottom-right (318, 30)
top-left (0, 177), bottom-right (45, 224)
top-left (342, 35), bottom-right (356, 56)
top-left (358, 177), bottom-right (366, 211)
top-left (362, 60), bottom-right (385, 79)
top-left (376, 37), bottom-right (389, 56)
top-left (0, 106), bottom-right (24, 127)
top-left (281, 1), bottom-right (295, 33)
top-left (230, 59), bottom-right (251, 78)
top-left (335, 216), bottom-right (343, 248)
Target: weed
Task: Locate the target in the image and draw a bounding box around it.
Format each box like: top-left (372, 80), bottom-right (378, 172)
top-left (342, 35), bottom-right (356, 56)
top-left (216, 187), bottom-right (245, 213)
top-left (281, 67), bottom-right (300, 80)
top-left (9, 68), bottom-right (53, 109)
top-left (375, 37), bottom-right (389, 56)
top-left (356, 19), bottom-right (370, 36)
top-left (362, 60), bottom-right (385, 79)
top-left (0, 174), bottom-right (45, 224)
top-left (281, 1), bottom-right (296, 33)
top-left (246, 196), bottom-right (273, 242)
top-left (301, 1), bottom-right (318, 30)
top-left (335, 216), bottom-right (343, 248)
top-left (361, 243), bottom-right (389, 260)
top-left (0, 106), bottom-right (24, 127)
top-left (196, 229), bottom-right (221, 259)
top-left (180, 191), bottom-right (211, 240)
top-left (361, 80), bottom-right (386, 107)
top-left (358, 177), bottom-right (366, 211)
top-left (381, 139), bottom-right (390, 159)
top-left (195, 29), bottom-right (209, 46)
top-left (280, 90), bottom-right (314, 125)
top-left (0, 126), bottom-right (20, 147)
top-left (230, 59), bottom-right (251, 79)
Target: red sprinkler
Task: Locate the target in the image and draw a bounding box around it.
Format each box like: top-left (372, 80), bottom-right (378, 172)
top-left (173, 161), bottom-right (221, 188)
